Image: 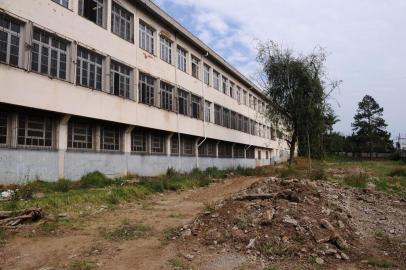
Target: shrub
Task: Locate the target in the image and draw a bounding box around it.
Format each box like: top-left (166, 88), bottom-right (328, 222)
top-left (343, 173), bottom-right (368, 188)
top-left (13, 184), bottom-right (34, 200)
top-left (78, 171), bottom-right (112, 189)
top-left (54, 178), bottom-right (71, 193)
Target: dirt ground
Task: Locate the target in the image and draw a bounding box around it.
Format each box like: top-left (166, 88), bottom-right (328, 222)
top-left (1, 174), bottom-right (406, 270)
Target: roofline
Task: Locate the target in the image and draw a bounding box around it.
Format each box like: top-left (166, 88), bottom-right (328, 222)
top-left (132, 0), bottom-right (266, 99)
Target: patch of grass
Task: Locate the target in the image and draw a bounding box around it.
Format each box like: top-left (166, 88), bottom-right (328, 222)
top-left (310, 166), bottom-right (326, 180)
top-left (258, 241), bottom-right (295, 257)
top-left (277, 167), bottom-right (298, 178)
top-left (168, 256), bottom-right (190, 270)
top-left (367, 257), bottom-right (395, 268)
top-left (162, 227), bottom-right (178, 241)
top-left (388, 167), bottom-right (406, 177)
top-left (233, 213), bottom-right (253, 231)
top-left (68, 260), bottom-right (96, 270)
top-left (343, 173), bottom-right (368, 188)
top-left (39, 221), bottom-right (59, 234)
top-left (103, 223), bottom-right (151, 241)
top-left (78, 171), bottom-right (113, 189)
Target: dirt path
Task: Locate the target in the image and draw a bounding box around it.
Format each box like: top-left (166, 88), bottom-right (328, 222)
top-left (1, 176), bottom-right (261, 270)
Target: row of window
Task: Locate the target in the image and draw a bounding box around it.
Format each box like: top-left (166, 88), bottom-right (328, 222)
top-left (50, 0), bottom-right (267, 114)
top-left (0, 112), bottom-right (260, 158)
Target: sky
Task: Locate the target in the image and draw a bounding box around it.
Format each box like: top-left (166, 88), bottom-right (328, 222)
top-left (155, 0), bottom-right (406, 139)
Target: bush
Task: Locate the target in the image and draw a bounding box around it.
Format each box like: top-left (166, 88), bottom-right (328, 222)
top-left (343, 173), bottom-right (368, 188)
top-left (54, 179), bottom-right (71, 193)
top-left (13, 184), bottom-right (34, 200)
top-left (78, 171), bottom-right (112, 189)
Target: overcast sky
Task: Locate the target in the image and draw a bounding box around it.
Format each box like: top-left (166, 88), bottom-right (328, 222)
top-left (155, 0), bottom-right (406, 138)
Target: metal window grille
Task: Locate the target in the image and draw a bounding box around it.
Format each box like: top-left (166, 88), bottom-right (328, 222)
top-left (32, 28), bottom-right (68, 80)
top-left (182, 137), bottom-right (194, 156)
top-left (160, 36), bottom-right (172, 64)
top-left (76, 47), bottom-right (103, 90)
top-left (131, 130), bottom-right (148, 153)
top-left (79, 0), bottom-right (104, 26)
top-left (139, 73), bottom-right (155, 105)
top-left (139, 21), bottom-right (154, 54)
top-left (67, 121), bottom-right (93, 149)
top-left (17, 114), bottom-right (53, 148)
top-left (170, 136), bottom-right (179, 155)
top-left (177, 46), bottom-right (187, 72)
top-left (100, 126), bottom-right (121, 151)
top-left (160, 81), bottom-right (173, 111)
top-left (150, 134), bottom-right (165, 154)
top-left (111, 2), bottom-right (133, 42)
top-left (0, 15), bottom-right (21, 66)
top-left (0, 111), bottom-right (7, 145)
top-left (111, 61), bottom-right (131, 98)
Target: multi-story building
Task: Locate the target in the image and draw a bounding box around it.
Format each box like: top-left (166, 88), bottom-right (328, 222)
top-left (0, 0), bottom-right (291, 183)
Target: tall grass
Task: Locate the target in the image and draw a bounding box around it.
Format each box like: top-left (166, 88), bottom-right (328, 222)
top-left (343, 173), bottom-right (368, 188)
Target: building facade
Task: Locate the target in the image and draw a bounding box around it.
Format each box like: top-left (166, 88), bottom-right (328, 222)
top-left (0, 0), bottom-right (291, 183)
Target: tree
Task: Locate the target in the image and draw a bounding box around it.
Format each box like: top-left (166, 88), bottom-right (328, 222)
top-left (257, 41), bottom-right (339, 165)
top-left (352, 95), bottom-right (393, 158)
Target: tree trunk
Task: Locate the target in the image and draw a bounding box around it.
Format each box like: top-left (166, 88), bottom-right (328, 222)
top-left (288, 130), bottom-right (297, 167)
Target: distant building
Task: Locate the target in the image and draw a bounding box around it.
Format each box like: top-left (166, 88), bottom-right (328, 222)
top-left (0, 0), bottom-right (291, 183)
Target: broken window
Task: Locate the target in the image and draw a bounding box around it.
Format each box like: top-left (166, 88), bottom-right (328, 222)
top-left (32, 28), bottom-right (68, 80)
top-left (76, 47), bottom-right (103, 90)
top-left (177, 46), bottom-right (187, 72)
top-left (0, 14), bottom-right (21, 66)
top-left (191, 55), bottom-right (200, 79)
top-left (160, 81), bottom-right (173, 111)
top-left (150, 134), bottom-right (165, 154)
top-left (131, 130), bottom-right (148, 153)
top-left (52, 0), bottom-right (69, 8)
top-left (17, 114), bottom-right (53, 148)
top-left (79, 0), bottom-right (105, 27)
top-left (67, 121), bottom-right (93, 149)
top-left (177, 89), bottom-right (188, 116)
top-left (160, 36), bottom-right (172, 64)
top-left (139, 73), bottom-right (155, 106)
top-left (0, 111), bottom-right (7, 145)
top-left (191, 95), bottom-right (201, 119)
top-left (111, 2), bottom-right (133, 42)
top-left (100, 125), bottom-right (121, 151)
top-left (110, 61), bottom-right (131, 98)
top-left (139, 21), bottom-right (154, 54)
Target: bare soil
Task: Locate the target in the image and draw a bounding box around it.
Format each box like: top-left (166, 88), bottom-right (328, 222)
top-left (1, 175), bottom-right (405, 270)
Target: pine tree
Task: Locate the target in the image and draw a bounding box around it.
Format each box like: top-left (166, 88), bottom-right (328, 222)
top-left (352, 95), bottom-right (393, 158)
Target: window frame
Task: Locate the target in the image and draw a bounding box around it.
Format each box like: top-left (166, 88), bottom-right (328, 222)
top-left (204, 100), bottom-right (211, 122)
top-left (139, 20), bottom-right (155, 54)
top-left (159, 35), bottom-right (172, 64)
top-left (76, 46), bottom-right (104, 90)
top-left (139, 72), bottom-right (155, 106)
top-left (177, 88), bottom-right (189, 116)
top-left (191, 55), bottom-right (200, 79)
top-left (0, 111), bottom-right (8, 145)
top-left (100, 125), bottom-right (121, 152)
top-left (17, 114), bottom-right (53, 149)
top-left (160, 81), bottom-right (173, 111)
top-left (213, 70), bottom-right (220, 90)
top-left (131, 130), bottom-right (148, 153)
top-left (191, 94), bottom-right (201, 119)
top-left (111, 1), bottom-right (134, 43)
top-left (51, 0), bottom-right (70, 9)
top-left (177, 46), bottom-right (187, 72)
top-left (110, 60), bottom-right (132, 99)
top-left (78, 0), bottom-right (106, 28)
top-left (67, 121), bottom-right (93, 150)
top-left (0, 14), bottom-right (23, 67)
top-left (203, 63), bottom-right (210, 85)
top-left (150, 133), bottom-right (165, 154)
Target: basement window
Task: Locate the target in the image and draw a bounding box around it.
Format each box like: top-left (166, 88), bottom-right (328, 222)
top-left (79, 0), bottom-right (105, 27)
top-left (67, 121), bottom-right (93, 150)
top-left (31, 28), bottom-right (68, 80)
top-left (100, 126), bottom-right (121, 151)
top-left (150, 134), bottom-right (165, 154)
top-left (110, 61), bottom-right (131, 98)
top-left (131, 130), bottom-right (148, 153)
top-left (182, 137), bottom-right (195, 156)
top-left (0, 14), bottom-right (21, 66)
top-left (0, 111), bottom-right (7, 145)
top-left (17, 114), bottom-right (53, 148)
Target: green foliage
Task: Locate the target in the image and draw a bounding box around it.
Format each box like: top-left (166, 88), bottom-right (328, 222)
top-left (388, 167), bottom-right (406, 177)
top-left (367, 257), bottom-right (395, 268)
top-left (78, 171), bottom-right (113, 189)
top-left (343, 173), bottom-right (368, 188)
top-left (68, 260), bottom-right (96, 270)
top-left (277, 167), bottom-right (298, 178)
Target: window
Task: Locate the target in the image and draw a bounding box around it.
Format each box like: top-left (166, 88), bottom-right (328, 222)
top-left (249, 94), bottom-right (253, 108)
top-left (222, 76), bottom-right (228, 95)
top-left (79, 0), bottom-right (105, 27)
top-left (68, 121), bottom-right (93, 149)
top-left (131, 130), bottom-right (148, 153)
top-left (236, 87), bottom-right (241, 103)
top-left (76, 47), bottom-right (103, 90)
top-left (218, 143), bottom-right (232, 158)
top-left (160, 81), bottom-right (173, 111)
top-left (253, 97), bottom-right (257, 111)
top-left (111, 2), bottom-right (133, 42)
top-left (222, 108), bottom-right (230, 128)
top-left (182, 137), bottom-right (195, 156)
top-left (203, 64), bottom-right (210, 85)
top-left (250, 120), bottom-right (255, 135)
top-left (234, 145), bottom-right (245, 158)
top-left (177, 46), bottom-right (187, 72)
top-left (258, 150), bottom-right (262, 160)
top-left (243, 117), bottom-right (249, 133)
top-left (0, 112), bottom-right (7, 145)
top-left (246, 147), bottom-right (255, 159)
top-left (213, 70), bottom-right (220, 90)
top-left (266, 151), bottom-right (269, 160)
top-left (52, 0), bottom-right (69, 8)
top-left (139, 21), bottom-right (154, 54)
top-left (32, 29), bottom-right (68, 80)
top-left (110, 61), bottom-right (131, 98)
top-left (0, 15), bottom-right (21, 66)
top-left (243, 90), bottom-right (247, 105)
top-left (100, 126), bottom-right (121, 151)
top-left (204, 101), bottom-right (211, 122)
top-left (177, 89), bottom-right (188, 115)
top-left (237, 114), bottom-right (243, 131)
top-left (231, 111), bottom-right (236, 130)
top-left (17, 114), bottom-right (53, 148)
top-left (198, 140), bottom-right (216, 157)
top-left (151, 134), bottom-right (165, 154)
top-left (214, 104), bottom-right (222, 125)
top-left (191, 55), bottom-right (200, 79)
top-left (171, 136), bottom-right (179, 155)
top-left (139, 73), bottom-right (155, 106)
top-left (229, 81), bottom-right (234, 98)
top-left (191, 95), bottom-right (201, 119)
top-left (160, 36), bottom-right (172, 64)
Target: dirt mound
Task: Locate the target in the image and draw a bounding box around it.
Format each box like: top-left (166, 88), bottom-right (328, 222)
top-left (182, 177), bottom-right (405, 269)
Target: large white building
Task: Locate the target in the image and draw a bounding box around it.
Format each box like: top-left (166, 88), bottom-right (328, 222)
top-left (0, 0), bottom-right (291, 183)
